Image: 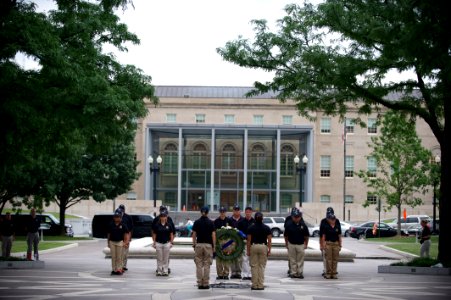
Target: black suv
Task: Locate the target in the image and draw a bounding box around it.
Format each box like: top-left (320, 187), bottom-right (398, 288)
top-left (2, 213), bottom-right (74, 237)
top-left (92, 213), bottom-right (154, 239)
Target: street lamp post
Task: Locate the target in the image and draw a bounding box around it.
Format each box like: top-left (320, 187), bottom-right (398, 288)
top-left (433, 154), bottom-right (441, 233)
top-left (294, 154), bottom-right (308, 206)
top-left (148, 155), bottom-right (163, 209)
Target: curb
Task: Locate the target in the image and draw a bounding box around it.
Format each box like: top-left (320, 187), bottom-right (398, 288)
top-left (379, 245), bottom-right (418, 258)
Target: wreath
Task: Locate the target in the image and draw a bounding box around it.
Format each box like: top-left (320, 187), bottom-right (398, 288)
top-left (215, 227), bottom-right (245, 262)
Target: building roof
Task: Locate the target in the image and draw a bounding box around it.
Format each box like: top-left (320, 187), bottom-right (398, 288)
top-left (154, 86), bottom-right (278, 99)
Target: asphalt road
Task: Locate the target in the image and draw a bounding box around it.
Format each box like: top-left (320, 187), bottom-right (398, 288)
top-left (0, 238), bottom-right (449, 300)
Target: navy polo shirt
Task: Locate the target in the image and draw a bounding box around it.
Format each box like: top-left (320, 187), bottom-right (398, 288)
top-left (237, 217), bottom-right (255, 235)
top-left (247, 222), bottom-right (271, 244)
top-left (284, 220), bottom-right (310, 245)
top-left (192, 216), bottom-right (215, 245)
top-left (214, 216), bottom-right (231, 229)
top-left (152, 215), bottom-right (176, 234)
top-left (229, 215), bottom-right (244, 228)
top-left (322, 221), bottom-right (342, 242)
top-left (122, 213), bottom-right (134, 232)
top-left (153, 222), bottom-right (172, 243)
top-left (0, 219), bottom-right (15, 236)
top-left (26, 216), bottom-right (41, 233)
top-left (107, 221), bottom-right (129, 242)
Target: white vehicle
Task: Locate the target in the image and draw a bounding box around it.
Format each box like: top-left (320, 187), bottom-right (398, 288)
top-left (311, 221), bottom-right (353, 237)
top-left (388, 215), bottom-right (432, 231)
top-left (263, 217), bottom-right (285, 237)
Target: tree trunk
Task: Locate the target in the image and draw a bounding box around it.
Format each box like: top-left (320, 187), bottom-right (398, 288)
top-left (396, 204), bottom-right (402, 236)
top-left (438, 99), bottom-right (451, 267)
top-left (58, 197), bottom-right (69, 236)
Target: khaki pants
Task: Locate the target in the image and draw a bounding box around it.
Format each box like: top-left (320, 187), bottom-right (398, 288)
top-left (122, 246), bottom-right (129, 268)
top-left (1, 236), bottom-right (13, 257)
top-left (26, 232), bottom-right (39, 259)
top-left (420, 240), bottom-right (431, 258)
top-left (322, 249), bottom-right (327, 273)
top-left (288, 242), bottom-right (305, 276)
top-left (156, 242), bottom-right (171, 274)
top-left (230, 255), bottom-right (242, 276)
top-left (216, 259), bottom-right (229, 277)
top-left (109, 240), bottom-right (124, 271)
top-left (325, 241), bottom-right (340, 278)
top-left (250, 244), bottom-right (267, 289)
top-left (194, 243), bottom-right (213, 286)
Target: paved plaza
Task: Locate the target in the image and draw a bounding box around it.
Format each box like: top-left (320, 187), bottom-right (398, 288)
top-left (0, 239), bottom-right (450, 300)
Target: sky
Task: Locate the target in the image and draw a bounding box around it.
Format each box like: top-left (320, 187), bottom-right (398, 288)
top-left (25, 0), bottom-right (296, 87)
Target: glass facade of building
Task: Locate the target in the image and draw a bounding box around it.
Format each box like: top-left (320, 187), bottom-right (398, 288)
top-left (145, 126), bottom-right (313, 213)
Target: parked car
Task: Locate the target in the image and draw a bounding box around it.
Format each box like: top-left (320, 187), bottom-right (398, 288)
top-left (310, 221), bottom-right (352, 237)
top-left (92, 213), bottom-right (154, 239)
top-left (387, 215), bottom-right (432, 232)
top-left (349, 222), bottom-right (398, 239)
top-left (263, 217), bottom-right (286, 237)
top-left (1, 213), bottom-right (74, 237)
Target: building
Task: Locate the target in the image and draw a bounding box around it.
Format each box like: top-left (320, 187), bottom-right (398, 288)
top-left (124, 86), bottom-right (439, 221)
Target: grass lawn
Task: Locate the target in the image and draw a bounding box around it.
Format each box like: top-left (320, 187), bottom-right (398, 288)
top-left (3, 209), bottom-right (81, 219)
top-left (366, 236), bottom-right (439, 259)
top-left (11, 241), bottom-right (69, 253)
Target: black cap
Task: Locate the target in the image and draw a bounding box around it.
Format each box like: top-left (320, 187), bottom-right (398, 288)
top-left (233, 204), bottom-right (240, 210)
top-left (113, 212), bottom-right (122, 217)
top-left (245, 206), bottom-right (253, 211)
top-left (255, 212), bottom-right (263, 219)
top-left (291, 208), bottom-right (302, 218)
top-left (219, 206), bottom-right (227, 213)
top-left (115, 208), bottom-right (123, 215)
top-left (159, 205), bottom-right (167, 212)
top-left (326, 207), bottom-right (334, 214)
top-left (119, 204), bottom-right (125, 210)
top-left (327, 213), bottom-right (336, 220)
top-left (200, 206), bottom-right (209, 214)
top-left (160, 210), bottom-right (168, 216)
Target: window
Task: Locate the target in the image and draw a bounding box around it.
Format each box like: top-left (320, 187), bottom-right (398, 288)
top-left (250, 144), bottom-right (266, 171)
top-left (224, 114), bottom-right (235, 124)
top-left (222, 144), bottom-right (236, 173)
top-left (195, 114), bottom-right (205, 124)
top-left (282, 115), bottom-right (293, 125)
top-left (253, 115), bottom-right (263, 125)
top-left (345, 195), bottom-right (354, 203)
top-left (166, 113), bottom-right (176, 123)
top-left (162, 143), bottom-right (178, 174)
top-left (263, 218), bottom-right (272, 224)
top-left (367, 156), bottom-right (377, 177)
top-left (280, 145), bottom-right (295, 176)
top-left (192, 143), bottom-right (207, 169)
top-left (126, 192), bottom-right (137, 200)
top-left (345, 118), bottom-right (355, 134)
top-left (368, 118), bottom-right (377, 134)
top-left (367, 194), bottom-right (378, 205)
top-left (320, 155), bottom-right (331, 177)
top-left (320, 117), bottom-right (331, 133)
top-left (320, 195), bottom-right (331, 203)
top-left (345, 155), bottom-right (354, 177)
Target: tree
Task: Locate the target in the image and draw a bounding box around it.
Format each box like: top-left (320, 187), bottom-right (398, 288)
top-left (358, 112), bottom-right (431, 236)
top-left (217, 0), bottom-right (450, 266)
top-left (0, 1), bottom-right (157, 218)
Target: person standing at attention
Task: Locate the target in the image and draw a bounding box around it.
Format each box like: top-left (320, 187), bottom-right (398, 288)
top-left (0, 212), bottom-right (15, 258)
top-left (321, 213), bottom-right (342, 279)
top-left (419, 219), bottom-right (431, 258)
top-left (152, 209), bottom-right (173, 276)
top-left (214, 206), bottom-right (231, 280)
top-left (107, 211), bottom-right (129, 275)
top-left (237, 206), bottom-right (255, 281)
top-left (25, 208), bottom-right (41, 261)
top-left (284, 208), bottom-right (310, 279)
top-left (118, 205), bottom-right (133, 272)
top-left (229, 204), bottom-right (244, 279)
top-left (319, 207), bottom-right (335, 277)
top-left (247, 212), bottom-right (271, 291)
top-left (192, 206), bottom-right (216, 289)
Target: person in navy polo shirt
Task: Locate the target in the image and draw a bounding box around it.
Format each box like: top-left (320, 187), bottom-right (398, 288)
top-left (107, 212), bottom-right (129, 275)
top-left (152, 209), bottom-right (174, 276)
top-left (25, 208), bottom-right (41, 261)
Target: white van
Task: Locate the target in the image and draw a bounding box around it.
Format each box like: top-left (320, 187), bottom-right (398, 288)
top-left (388, 215), bottom-right (431, 231)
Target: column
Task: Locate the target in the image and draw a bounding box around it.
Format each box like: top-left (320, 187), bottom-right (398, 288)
top-left (276, 129), bottom-right (281, 213)
top-left (177, 128), bottom-right (183, 211)
top-left (243, 129), bottom-right (248, 209)
top-left (210, 129), bottom-right (215, 209)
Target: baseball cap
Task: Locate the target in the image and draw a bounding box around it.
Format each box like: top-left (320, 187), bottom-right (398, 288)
top-left (291, 208), bottom-right (302, 218)
top-left (219, 206), bottom-right (227, 213)
top-left (160, 210), bottom-right (168, 216)
top-left (327, 213), bottom-right (336, 220)
top-left (326, 207), bottom-right (334, 214)
top-left (254, 212), bottom-right (263, 219)
top-left (113, 211), bottom-right (122, 217)
top-left (159, 205), bottom-right (167, 212)
top-left (200, 206), bottom-right (209, 214)
top-left (115, 208), bottom-right (123, 215)
top-left (233, 204), bottom-right (240, 210)
top-left (119, 204), bottom-right (125, 210)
